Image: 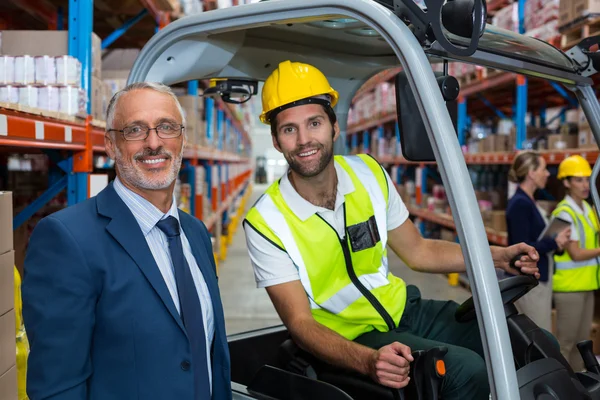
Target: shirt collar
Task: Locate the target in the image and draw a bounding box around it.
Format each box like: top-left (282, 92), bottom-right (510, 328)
top-left (565, 194), bottom-right (589, 215)
top-left (279, 159), bottom-right (355, 221)
top-left (113, 177), bottom-right (180, 237)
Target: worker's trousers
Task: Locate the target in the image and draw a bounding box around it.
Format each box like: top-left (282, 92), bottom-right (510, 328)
top-left (554, 290), bottom-right (594, 372)
top-left (354, 285), bottom-right (489, 400)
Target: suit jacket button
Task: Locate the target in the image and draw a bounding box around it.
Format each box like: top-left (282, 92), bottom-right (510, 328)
top-left (181, 360), bottom-right (191, 371)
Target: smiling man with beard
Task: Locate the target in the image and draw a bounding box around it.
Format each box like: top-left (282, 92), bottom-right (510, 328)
top-left (243, 61), bottom-right (542, 400)
top-left (22, 82), bottom-right (231, 400)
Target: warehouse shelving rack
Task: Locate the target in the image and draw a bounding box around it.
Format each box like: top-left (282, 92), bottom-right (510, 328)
top-left (2, 0), bottom-right (253, 257)
top-left (345, 0), bottom-right (597, 243)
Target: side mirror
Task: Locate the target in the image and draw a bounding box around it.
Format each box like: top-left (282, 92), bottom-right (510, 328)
top-left (442, 0), bottom-right (487, 40)
top-left (395, 71), bottom-right (459, 162)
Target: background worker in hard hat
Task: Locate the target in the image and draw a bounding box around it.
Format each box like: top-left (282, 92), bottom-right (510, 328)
top-left (552, 155), bottom-right (600, 371)
top-left (244, 60), bottom-right (540, 400)
top-left (506, 151), bottom-right (571, 332)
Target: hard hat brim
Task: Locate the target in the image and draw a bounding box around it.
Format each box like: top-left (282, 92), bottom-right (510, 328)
top-left (260, 91), bottom-right (338, 125)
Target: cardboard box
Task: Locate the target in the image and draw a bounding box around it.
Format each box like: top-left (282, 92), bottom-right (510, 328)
top-left (579, 123), bottom-right (599, 149)
top-left (0, 310), bottom-right (15, 377)
top-left (574, 0), bottom-right (600, 19)
top-left (548, 133), bottom-right (578, 150)
top-left (0, 31), bottom-right (101, 78)
top-left (490, 211), bottom-right (507, 232)
top-left (0, 193), bottom-right (13, 255)
top-left (92, 77), bottom-right (104, 121)
top-left (0, 251), bottom-right (14, 317)
top-left (559, 0), bottom-right (574, 26)
top-left (481, 135), bottom-right (509, 152)
top-left (0, 366), bottom-right (16, 400)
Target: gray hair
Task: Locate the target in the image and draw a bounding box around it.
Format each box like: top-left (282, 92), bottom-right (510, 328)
top-left (105, 82), bottom-right (187, 133)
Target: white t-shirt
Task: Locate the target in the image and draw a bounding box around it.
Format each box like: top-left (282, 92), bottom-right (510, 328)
top-left (556, 195), bottom-right (594, 242)
top-left (244, 159), bottom-right (409, 288)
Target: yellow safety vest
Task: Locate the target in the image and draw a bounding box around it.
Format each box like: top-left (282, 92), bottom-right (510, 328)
top-left (552, 199), bottom-right (600, 292)
top-left (245, 155), bottom-right (407, 340)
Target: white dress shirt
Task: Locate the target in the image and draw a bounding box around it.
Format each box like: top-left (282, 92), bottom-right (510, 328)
top-left (244, 160), bottom-right (409, 288)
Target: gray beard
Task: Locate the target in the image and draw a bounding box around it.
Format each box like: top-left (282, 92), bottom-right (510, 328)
top-left (115, 142), bottom-right (184, 190)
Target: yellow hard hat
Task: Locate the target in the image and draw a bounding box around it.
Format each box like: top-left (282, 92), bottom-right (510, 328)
top-left (557, 155), bottom-right (592, 180)
top-left (259, 60), bottom-right (339, 125)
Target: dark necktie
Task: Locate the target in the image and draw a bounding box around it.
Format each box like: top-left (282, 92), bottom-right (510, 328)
top-left (156, 216), bottom-right (211, 399)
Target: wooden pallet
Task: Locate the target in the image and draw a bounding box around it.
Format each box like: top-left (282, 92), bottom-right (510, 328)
top-left (560, 16), bottom-right (600, 49)
top-left (0, 102), bottom-right (106, 128)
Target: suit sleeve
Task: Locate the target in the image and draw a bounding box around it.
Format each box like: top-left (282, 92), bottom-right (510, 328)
top-left (506, 200), bottom-right (558, 254)
top-left (22, 216), bottom-right (98, 400)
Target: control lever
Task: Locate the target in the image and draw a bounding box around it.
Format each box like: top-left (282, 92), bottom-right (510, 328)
top-left (577, 340), bottom-right (600, 375)
top-left (398, 347), bottom-right (447, 400)
top-left (422, 347), bottom-right (448, 400)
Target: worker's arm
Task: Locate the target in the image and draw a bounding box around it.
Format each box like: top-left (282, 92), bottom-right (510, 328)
top-left (266, 281), bottom-right (413, 389)
top-left (564, 241), bottom-right (600, 261)
top-left (387, 218), bottom-right (540, 277)
top-left (22, 216), bottom-right (97, 400)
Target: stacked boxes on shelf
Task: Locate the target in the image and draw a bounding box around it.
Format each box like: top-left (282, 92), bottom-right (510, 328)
top-left (560, 0), bottom-right (600, 27)
top-left (0, 192), bottom-right (16, 400)
top-left (578, 108), bottom-right (598, 149)
top-left (178, 95), bottom-right (207, 147)
top-left (493, 3), bottom-right (519, 32)
top-left (348, 81), bottom-right (396, 127)
top-left (0, 31), bottom-right (104, 119)
top-left (525, 0), bottom-right (560, 41)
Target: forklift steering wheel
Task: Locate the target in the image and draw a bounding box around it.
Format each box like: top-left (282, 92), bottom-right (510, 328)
top-left (454, 275), bottom-right (539, 323)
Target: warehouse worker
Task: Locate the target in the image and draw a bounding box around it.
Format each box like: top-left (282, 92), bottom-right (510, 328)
top-left (506, 151), bottom-right (571, 331)
top-left (552, 155), bottom-right (600, 371)
top-left (22, 83), bottom-right (231, 400)
top-left (243, 60), bottom-right (540, 400)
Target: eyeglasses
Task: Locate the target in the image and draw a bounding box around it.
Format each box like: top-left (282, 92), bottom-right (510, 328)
top-left (107, 123), bottom-right (185, 141)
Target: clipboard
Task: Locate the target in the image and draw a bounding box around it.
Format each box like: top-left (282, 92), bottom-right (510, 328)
top-left (537, 216), bottom-right (572, 241)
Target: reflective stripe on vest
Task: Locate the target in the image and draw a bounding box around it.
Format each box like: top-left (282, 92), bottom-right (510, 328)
top-left (552, 200), bottom-right (600, 292)
top-left (245, 154), bottom-right (407, 340)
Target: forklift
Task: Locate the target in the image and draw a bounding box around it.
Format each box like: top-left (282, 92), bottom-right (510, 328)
top-left (127, 0), bottom-right (600, 398)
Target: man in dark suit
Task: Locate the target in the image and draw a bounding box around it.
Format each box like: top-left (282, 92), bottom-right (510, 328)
top-left (22, 82), bottom-right (231, 400)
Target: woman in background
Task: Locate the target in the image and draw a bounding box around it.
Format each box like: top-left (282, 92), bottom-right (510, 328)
top-left (506, 151), bottom-right (571, 332)
top-left (552, 155), bottom-right (600, 371)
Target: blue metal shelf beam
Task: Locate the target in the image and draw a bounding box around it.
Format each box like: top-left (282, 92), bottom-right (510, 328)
top-left (458, 97), bottom-right (467, 146)
top-left (549, 82), bottom-right (578, 107)
top-left (13, 176), bottom-right (68, 230)
top-left (477, 94), bottom-right (508, 119)
top-left (68, 0), bottom-right (93, 114)
top-left (515, 0), bottom-right (528, 150)
top-left (101, 9), bottom-right (148, 49)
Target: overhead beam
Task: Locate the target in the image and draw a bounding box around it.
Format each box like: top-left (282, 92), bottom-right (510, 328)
top-left (7, 0), bottom-right (57, 28)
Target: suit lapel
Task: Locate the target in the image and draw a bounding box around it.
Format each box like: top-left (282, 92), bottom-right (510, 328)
top-left (97, 183), bottom-right (186, 333)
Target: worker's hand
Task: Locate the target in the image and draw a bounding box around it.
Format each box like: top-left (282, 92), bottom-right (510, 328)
top-left (368, 342), bottom-right (414, 389)
top-left (555, 228), bottom-right (572, 251)
top-left (491, 244), bottom-right (540, 278)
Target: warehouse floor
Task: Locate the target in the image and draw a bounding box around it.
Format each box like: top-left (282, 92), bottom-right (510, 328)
top-left (218, 183), bottom-right (471, 335)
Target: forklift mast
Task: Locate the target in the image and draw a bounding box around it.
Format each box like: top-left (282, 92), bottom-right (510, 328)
top-left (126, 1), bottom-right (600, 398)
